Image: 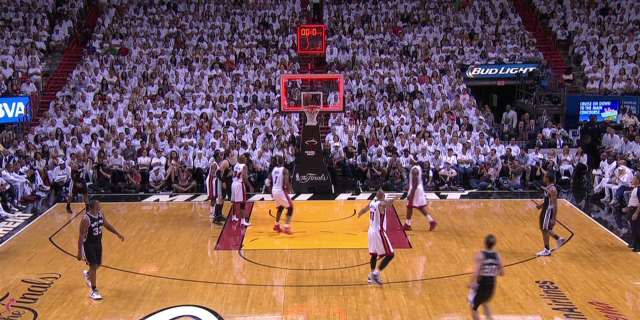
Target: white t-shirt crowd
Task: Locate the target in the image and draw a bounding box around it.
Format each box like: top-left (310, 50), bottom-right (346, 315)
top-left (0, 0), bottom-right (620, 211)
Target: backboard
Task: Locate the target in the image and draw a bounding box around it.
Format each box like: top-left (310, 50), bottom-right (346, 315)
top-left (280, 74), bottom-right (344, 113)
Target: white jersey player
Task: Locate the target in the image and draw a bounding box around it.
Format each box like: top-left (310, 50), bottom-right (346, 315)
top-left (404, 161), bottom-right (437, 231)
top-left (357, 189), bottom-right (395, 285)
top-left (231, 155), bottom-right (253, 227)
top-left (271, 156), bottom-right (294, 234)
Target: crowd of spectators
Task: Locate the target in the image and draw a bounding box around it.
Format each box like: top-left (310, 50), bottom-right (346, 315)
top-left (0, 0), bottom-right (87, 98)
top-left (2, 0), bottom-right (624, 221)
top-left (2, 0), bottom-right (305, 220)
top-left (50, 0), bottom-right (86, 50)
top-left (532, 0), bottom-right (640, 94)
top-left (0, 0), bottom-right (53, 96)
top-left (321, 0), bottom-right (546, 191)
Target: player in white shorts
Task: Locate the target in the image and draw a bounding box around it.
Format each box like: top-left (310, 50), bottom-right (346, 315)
top-left (404, 161), bottom-right (437, 231)
top-left (206, 156), bottom-right (225, 225)
top-left (231, 155), bottom-right (253, 227)
top-left (357, 189), bottom-right (395, 285)
top-left (271, 156), bottom-right (294, 234)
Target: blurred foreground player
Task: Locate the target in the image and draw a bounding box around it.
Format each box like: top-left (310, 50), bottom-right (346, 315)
top-left (404, 161), bottom-right (437, 231)
top-left (535, 173), bottom-right (566, 256)
top-left (77, 200), bottom-right (124, 300)
top-left (207, 158), bottom-right (225, 225)
top-left (271, 156), bottom-right (294, 234)
top-left (468, 234), bottom-right (504, 320)
top-left (357, 189), bottom-right (394, 285)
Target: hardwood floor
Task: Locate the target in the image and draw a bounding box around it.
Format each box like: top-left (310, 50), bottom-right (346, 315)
top-left (0, 199), bottom-right (638, 319)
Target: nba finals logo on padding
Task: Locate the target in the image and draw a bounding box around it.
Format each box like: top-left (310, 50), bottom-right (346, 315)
top-left (295, 173), bottom-right (329, 184)
top-left (141, 305), bottom-right (223, 320)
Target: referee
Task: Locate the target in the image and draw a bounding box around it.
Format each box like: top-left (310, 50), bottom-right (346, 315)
top-left (623, 174), bottom-right (640, 252)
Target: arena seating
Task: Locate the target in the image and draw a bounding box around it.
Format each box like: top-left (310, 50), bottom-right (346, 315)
top-left (532, 0), bottom-right (640, 93)
top-left (0, 0), bottom-right (53, 95)
top-left (0, 0), bottom-right (632, 220)
top-left (0, 0), bottom-right (89, 99)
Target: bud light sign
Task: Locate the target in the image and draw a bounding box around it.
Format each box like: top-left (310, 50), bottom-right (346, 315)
top-left (0, 96), bottom-right (31, 124)
top-left (465, 64), bottom-right (539, 79)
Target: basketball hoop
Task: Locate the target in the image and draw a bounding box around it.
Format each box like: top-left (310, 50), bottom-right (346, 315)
top-left (303, 105), bottom-right (320, 126)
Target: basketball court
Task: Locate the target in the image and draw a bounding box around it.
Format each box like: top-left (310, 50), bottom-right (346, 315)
top-left (0, 198), bottom-right (638, 319)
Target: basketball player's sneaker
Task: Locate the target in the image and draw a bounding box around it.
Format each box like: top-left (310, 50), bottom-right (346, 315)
top-left (82, 270), bottom-right (91, 288)
top-left (89, 289), bottom-right (103, 300)
top-left (282, 225), bottom-right (292, 235)
top-left (536, 248), bottom-right (552, 256)
top-left (556, 237), bottom-right (566, 249)
top-left (273, 224), bottom-right (281, 232)
top-left (241, 219), bottom-right (251, 227)
top-left (213, 215), bottom-right (225, 225)
top-left (231, 215), bottom-right (239, 222)
top-left (429, 220), bottom-right (438, 231)
top-left (403, 223), bottom-right (412, 231)
top-left (367, 273), bottom-right (373, 284)
top-left (371, 272), bottom-right (383, 285)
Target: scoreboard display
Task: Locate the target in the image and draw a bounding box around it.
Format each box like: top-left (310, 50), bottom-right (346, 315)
top-left (297, 24), bottom-right (327, 55)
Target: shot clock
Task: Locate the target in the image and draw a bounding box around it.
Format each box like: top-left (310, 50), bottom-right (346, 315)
top-left (297, 24), bottom-right (327, 55)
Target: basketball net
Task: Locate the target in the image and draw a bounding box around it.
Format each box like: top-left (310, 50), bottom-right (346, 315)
top-left (303, 105), bottom-right (320, 126)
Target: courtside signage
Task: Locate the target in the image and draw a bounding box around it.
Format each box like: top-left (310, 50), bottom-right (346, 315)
top-left (465, 64), bottom-right (539, 79)
top-left (0, 96), bottom-right (31, 124)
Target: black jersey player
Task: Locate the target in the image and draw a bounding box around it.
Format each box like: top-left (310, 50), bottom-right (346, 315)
top-left (535, 173), bottom-right (566, 256)
top-left (207, 156), bottom-right (225, 225)
top-left (77, 200), bottom-right (124, 300)
top-left (468, 234), bottom-right (504, 320)
top-left (66, 166), bottom-right (88, 214)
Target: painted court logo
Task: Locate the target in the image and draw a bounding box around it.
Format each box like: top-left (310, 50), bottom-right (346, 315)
top-left (0, 213), bottom-right (35, 244)
top-left (535, 280), bottom-right (586, 319)
top-left (142, 191), bottom-right (475, 202)
top-left (0, 273), bottom-right (61, 320)
top-left (141, 305), bottom-right (223, 320)
top-left (588, 301), bottom-right (631, 319)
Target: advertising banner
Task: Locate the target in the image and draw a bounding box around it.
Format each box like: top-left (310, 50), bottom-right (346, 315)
top-left (565, 95), bottom-right (640, 128)
top-left (464, 63), bottom-right (540, 79)
top-left (0, 96), bottom-right (31, 124)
